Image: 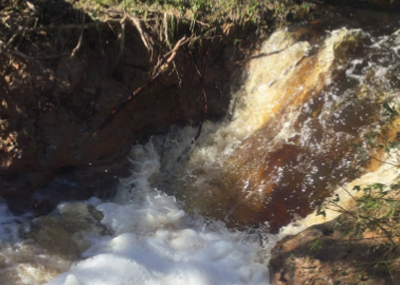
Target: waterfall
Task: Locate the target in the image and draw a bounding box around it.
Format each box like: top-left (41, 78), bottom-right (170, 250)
top-left (1, 21), bottom-right (400, 285)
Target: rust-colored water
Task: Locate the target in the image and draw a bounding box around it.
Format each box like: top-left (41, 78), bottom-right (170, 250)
top-left (157, 18), bottom-right (400, 233)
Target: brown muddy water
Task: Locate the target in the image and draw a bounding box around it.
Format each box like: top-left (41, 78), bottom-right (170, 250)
top-left (1, 10), bottom-right (400, 285)
top-left (155, 15), bottom-right (400, 232)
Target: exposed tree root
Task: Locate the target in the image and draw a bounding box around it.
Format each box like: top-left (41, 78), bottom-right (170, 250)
top-left (189, 48), bottom-right (208, 144)
top-left (93, 36), bottom-right (188, 135)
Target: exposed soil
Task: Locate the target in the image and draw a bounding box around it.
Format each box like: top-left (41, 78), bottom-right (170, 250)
top-left (0, 0), bottom-right (252, 214)
top-left (3, 1), bottom-right (400, 284)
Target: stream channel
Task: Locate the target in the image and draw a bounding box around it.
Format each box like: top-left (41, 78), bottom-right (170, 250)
top-left (1, 10), bottom-right (400, 285)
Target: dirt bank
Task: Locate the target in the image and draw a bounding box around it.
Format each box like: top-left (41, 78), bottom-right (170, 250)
top-left (0, 0), bottom-right (250, 213)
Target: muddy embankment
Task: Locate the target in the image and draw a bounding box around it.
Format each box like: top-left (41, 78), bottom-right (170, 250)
top-left (0, 0), bottom-right (250, 214)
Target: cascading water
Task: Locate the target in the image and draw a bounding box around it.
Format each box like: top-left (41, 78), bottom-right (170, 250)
top-left (155, 25), bottom-right (400, 232)
top-left (0, 15), bottom-right (400, 285)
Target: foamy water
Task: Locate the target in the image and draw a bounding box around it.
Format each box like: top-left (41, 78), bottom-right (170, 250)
top-left (45, 143), bottom-right (271, 285)
top-left (0, 24), bottom-right (399, 285)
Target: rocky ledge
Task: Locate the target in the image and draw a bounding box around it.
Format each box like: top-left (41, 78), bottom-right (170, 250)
top-left (269, 214), bottom-right (400, 285)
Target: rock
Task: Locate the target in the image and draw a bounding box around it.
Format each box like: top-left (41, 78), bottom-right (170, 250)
top-left (269, 215), bottom-right (400, 285)
top-left (20, 202), bottom-right (106, 259)
top-left (0, 201), bottom-right (107, 284)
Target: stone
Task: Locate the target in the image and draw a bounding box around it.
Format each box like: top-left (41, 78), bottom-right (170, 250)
top-left (269, 216), bottom-right (400, 285)
top-left (20, 202), bottom-right (106, 259)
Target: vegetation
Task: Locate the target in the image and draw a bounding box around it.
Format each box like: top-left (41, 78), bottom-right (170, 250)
top-left (0, 0), bottom-right (318, 90)
top-left (61, 0), bottom-right (319, 56)
top-left (316, 103), bottom-right (400, 278)
top-left (73, 0), bottom-right (315, 26)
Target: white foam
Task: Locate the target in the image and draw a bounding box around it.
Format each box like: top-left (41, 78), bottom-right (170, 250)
top-left (9, 26), bottom-right (400, 285)
top-left (46, 143), bottom-right (269, 285)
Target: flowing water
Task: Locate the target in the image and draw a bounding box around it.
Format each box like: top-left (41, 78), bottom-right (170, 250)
top-left (1, 13), bottom-right (400, 285)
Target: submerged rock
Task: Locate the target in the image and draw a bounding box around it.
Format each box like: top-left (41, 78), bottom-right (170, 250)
top-left (20, 202), bottom-right (106, 259)
top-left (0, 201), bottom-right (107, 284)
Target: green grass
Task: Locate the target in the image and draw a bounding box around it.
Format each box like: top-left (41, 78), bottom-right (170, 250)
top-left (70, 0), bottom-right (316, 31)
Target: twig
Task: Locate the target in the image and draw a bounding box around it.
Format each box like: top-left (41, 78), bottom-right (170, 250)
top-left (189, 48), bottom-right (208, 144)
top-left (192, 83), bottom-right (208, 143)
top-left (370, 155), bottom-right (400, 168)
top-left (93, 36), bottom-right (187, 134)
top-left (339, 185), bottom-right (357, 202)
top-left (110, 14), bottom-right (127, 68)
top-left (328, 204), bottom-right (398, 248)
top-left (6, 17), bottom-right (36, 48)
top-left (25, 23), bottom-right (97, 33)
top-left (164, 12), bottom-right (172, 49)
top-left (235, 48), bottom-right (288, 65)
top-left (195, 20), bottom-right (211, 27)
top-left (8, 50), bottom-right (36, 61)
top-left (127, 15), bottom-right (153, 52)
top-left (70, 13), bottom-right (85, 58)
top-left (151, 36), bottom-right (192, 76)
top-left (341, 234), bottom-right (400, 241)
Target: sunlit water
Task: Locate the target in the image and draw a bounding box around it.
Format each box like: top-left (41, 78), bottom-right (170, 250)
top-left (155, 26), bottom-right (400, 231)
top-left (0, 19), bottom-right (400, 284)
